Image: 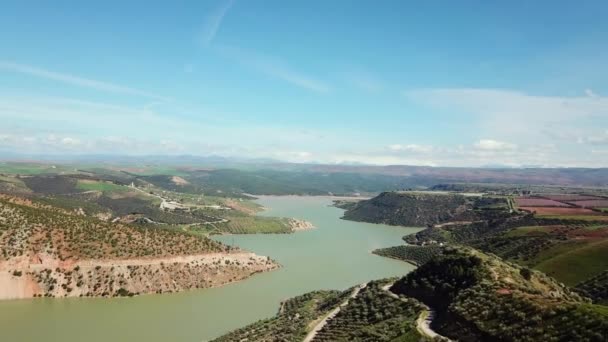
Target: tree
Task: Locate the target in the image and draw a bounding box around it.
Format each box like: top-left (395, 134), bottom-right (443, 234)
top-left (520, 267), bottom-right (532, 281)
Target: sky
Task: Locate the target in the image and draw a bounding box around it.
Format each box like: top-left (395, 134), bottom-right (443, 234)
top-left (1, 0), bottom-right (607, 167)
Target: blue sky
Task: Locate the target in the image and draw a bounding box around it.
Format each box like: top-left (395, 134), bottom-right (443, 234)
top-left (1, 0), bottom-right (607, 166)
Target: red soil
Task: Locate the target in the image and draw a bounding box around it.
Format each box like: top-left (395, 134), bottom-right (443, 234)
top-left (515, 198), bottom-right (571, 207)
top-left (519, 207), bottom-right (605, 216)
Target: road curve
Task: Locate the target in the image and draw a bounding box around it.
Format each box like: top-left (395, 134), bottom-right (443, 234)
top-left (303, 283), bottom-right (367, 342)
top-left (381, 283), bottom-right (452, 341)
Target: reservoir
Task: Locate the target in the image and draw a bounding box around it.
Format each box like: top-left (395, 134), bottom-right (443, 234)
top-left (0, 196), bottom-right (418, 342)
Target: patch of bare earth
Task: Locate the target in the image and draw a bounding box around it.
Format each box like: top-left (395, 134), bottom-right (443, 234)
top-left (171, 176), bottom-right (189, 186)
top-left (0, 252), bottom-right (278, 299)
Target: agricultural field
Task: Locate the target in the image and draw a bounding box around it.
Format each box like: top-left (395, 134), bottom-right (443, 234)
top-left (212, 290), bottom-right (349, 342)
top-left (312, 280), bottom-right (425, 341)
top-left (541, 194), bottom-right (605, 201)
top-left (354, 189), bottom-right (608, 300)
top-left (519, 206), bottom-right (608, 217)
top-left (214, 280), bottom-right (426, 342)
top-left (514, 197), bottom-right (572, 207)
top-left (0, 168), bottom-right (301, 235)
top-left (569, 200), bottom-right (608, 208)
top-left (213, 216), bottom-right (293, 234)
top-left (535, 239), bottom-right (608, 286)
top-left (468, 223), bottom-right (608, 286)
top-left (513, 194), bottom-right (608, 222)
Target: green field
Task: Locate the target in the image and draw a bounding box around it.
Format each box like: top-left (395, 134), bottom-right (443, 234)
top-left (217, 216), bottom-right (292, 234)
top-left (535, 239), bottom-right (608, 286)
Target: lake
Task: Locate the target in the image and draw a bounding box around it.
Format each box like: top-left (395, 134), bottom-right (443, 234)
top-left (0, 196), bottom-right (418, 342)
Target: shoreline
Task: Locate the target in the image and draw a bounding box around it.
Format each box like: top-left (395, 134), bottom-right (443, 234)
top-left (251, 194), bottom-right (371, 201)
top-left (0, 251), bottom-right (280, 300)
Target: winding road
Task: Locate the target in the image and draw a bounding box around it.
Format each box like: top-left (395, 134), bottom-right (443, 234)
top-left (381, 283), bottom-right (452, 341)
top-left (303, 283), bottom-right (368, 342)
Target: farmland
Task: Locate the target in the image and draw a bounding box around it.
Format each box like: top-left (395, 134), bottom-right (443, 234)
top-left (347, 189), bottom-right (608, 305)
top-left (514, 197), bottom-right (571, 207)
top-left (0, 170), bottom-right (304, 235)
top-left (570, 200), bottom-right (608, 208)
top-left (519, 206), bottom-right (606, 216)
top-left (542, 194), bottom-right (605, 201)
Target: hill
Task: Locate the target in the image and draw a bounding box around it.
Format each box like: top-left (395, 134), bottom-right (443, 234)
top-left (344, 190), bottom-right (608, 305)
top-left (213, 279), bottom-right (428, 342)
top-left (216, 247), bottom-right (608, 341)
top-left (390, 247), bottom-right (608, 341)
top-left (0, 195), bottom-right (277, 299)
top-left (342, 191), bottom-right (512, 227)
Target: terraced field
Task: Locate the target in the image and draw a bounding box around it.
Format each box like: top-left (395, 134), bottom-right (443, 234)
top-left (212, 290), bottom-right (350, 341)
top-left (312, 280), bottom-right (425, 341)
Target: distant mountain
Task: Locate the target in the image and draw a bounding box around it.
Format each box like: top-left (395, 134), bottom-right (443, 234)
top-left (1, 155), bottom-right (608, 187)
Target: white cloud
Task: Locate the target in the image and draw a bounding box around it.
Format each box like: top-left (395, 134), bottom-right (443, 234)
top-left (0, 61), bottom-right (167, 100)
top-left (585, 88), bottom-right (598, 98)
top-left (473, 139), bottom-right (517, 151)
top-left (406, 88), bottom-right (608, 146)
top-left (217, 45), bottom-right (331, 93)
top-left (583, 130), bottom-right (608, 145)
top-left (60, 137), bottom-right (81, 146)
top-left (200, 0), bottom-right (234, 46)
top-left (388, 144), bottom-right (434, 153)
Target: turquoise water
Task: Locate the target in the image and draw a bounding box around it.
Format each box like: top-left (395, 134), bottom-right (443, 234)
top-left (0, 196), bottom-right (418, 342)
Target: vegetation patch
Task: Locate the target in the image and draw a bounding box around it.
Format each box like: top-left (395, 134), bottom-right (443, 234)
top-left (212, 290), bottom-right (347, 342)
top-left (215, 216), bottom-right (292, 234)
top-left (535, 239), bottom-right (608, 286)
top-left (372, 245), bottom-right (443, 266)
top-left (76, 180), bottom-right (129, 193)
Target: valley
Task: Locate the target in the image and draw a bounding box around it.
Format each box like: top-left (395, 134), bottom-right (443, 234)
top-left (1, 162), bottom-right (608, 341)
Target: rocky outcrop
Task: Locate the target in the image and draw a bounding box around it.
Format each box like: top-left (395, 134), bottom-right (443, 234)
top-left (286, 218), bottom-right (315, 232)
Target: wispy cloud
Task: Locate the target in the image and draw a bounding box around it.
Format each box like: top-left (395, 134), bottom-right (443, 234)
top-left (387, 144), bottom-right (434, 153)
top-left (473, 139), bottom-right (517, 151)
top-left (200, 0), bottom-right (234, 46)
top-left (344, 69), bottom-right (384, 93)
top-left (406, 88), bottom-right (608, 143)
top-left (0, 61), bottom-right (167, 100)
top-left (218, 46), bottom-right (331, 93)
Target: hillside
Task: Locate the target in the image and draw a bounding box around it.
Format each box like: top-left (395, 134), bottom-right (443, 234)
top-left (0, 195), bottom-right (278, 299)
top-left (342, 191), bottom-right (512, 227)
top-left (216, 247), bottom-right (608, 341)
top-left (213, 279), bottom-right (428, 342)
top-left (345, 190), bottom-right (608, 304)
top-left (390, 247), bottom-right (608, 341)
top-left (0, 173), bottom-right (306, 235)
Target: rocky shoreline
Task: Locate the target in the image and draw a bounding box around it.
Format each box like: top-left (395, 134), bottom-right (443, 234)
top-left (0, 252), bottom-right (279, 300)
top-left (286, 218), bottom-right (315, 232)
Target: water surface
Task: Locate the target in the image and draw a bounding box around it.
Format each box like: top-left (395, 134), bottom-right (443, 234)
top-left (0, 196), bottom-right (418, 341)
